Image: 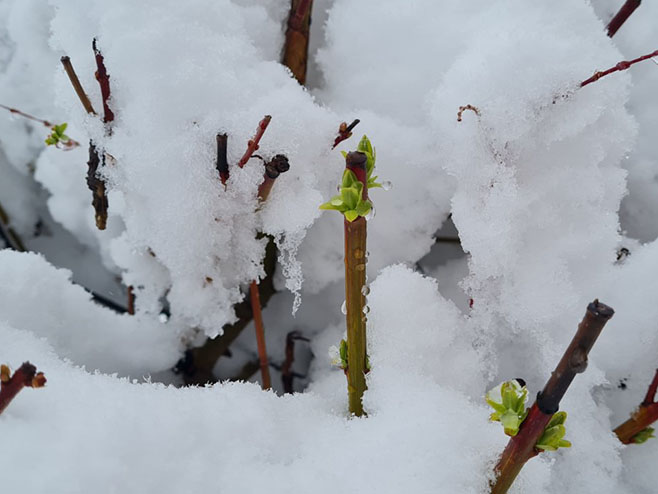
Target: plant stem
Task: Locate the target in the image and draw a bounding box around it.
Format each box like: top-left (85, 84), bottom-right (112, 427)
top-left (92, 39), bottom-right (114, 125)
top-left (238, 115), bottom-right (272, 168)
top-left (614, 369), bottom-right (658, 444)
top-left (60, 56), bottom-right (97, 115)
top-left (0, 200), bottom-right (27, 252)
top-left (607, 0), bottom-right (641, 38)
top-left (491, 300), bottom-right (614, 494)
top-left (281, 331), bottom-right (309, 393)
top-left (344, 151), bottom-right (369, 416)
top-left (216, 133), bottom-right (229, 185)
top-left (0, 362), bottom-right (46, 415)
top-left (580, 49), bottom-right (658, 87)
top-left (332, 119), bottom-right (360, 149)
top-left (282, 0), bottom-right (313, 85)
top-left (250, 280), bottom-right (271, 390)
top-left (86, 142), bottom-right (108, 230)
top-left (127, 286), bottom-right (135, 315)
top-left (0, 103), bottom-right (52, 127)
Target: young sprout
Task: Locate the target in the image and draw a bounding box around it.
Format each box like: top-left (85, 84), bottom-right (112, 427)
top-left (535, 411), bottom-right (571, 451)
top-left (486, 379), bottom-right (529, 437)
top-left (45, 122), bottom-right (77, 149)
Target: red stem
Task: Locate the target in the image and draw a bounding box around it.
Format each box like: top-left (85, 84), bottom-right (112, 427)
top-left (250, 281), bottom-right (271, 390)
top-left (289, 0), bottom-right (313, 32)
top-left (0, 103), bottom-right (52, 127)
top-left (0, 362), bottom-right (46, 415)
top-left (332, 119), bottom-right (360, 149)
top-left (614, 369), bottom-right (658, 443)
top-left (580, 49), bottom-right (658, 87)
top-left (93, 38), bottom-right (115, 125)
top-left (238, 115), bottom-right (272, 168)
top-left (607, 0), bottom-right (641, 38)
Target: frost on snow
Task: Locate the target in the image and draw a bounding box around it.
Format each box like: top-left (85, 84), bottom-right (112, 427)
top-left (1, 0), bottom-right (658, 493)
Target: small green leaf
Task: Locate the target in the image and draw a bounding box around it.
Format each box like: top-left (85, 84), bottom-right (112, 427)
top-left (631, 427), bottom-right (655, 444)
top-left (355, 200), bottom-right (371, 217)
top-left (345, 210), bottom-right (359, 222)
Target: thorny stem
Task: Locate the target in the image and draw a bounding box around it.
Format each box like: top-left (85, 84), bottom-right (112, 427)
top-left (332, 119), bottom-right (360, 149)
top-left (607, 0), bottom-right (642, 38)
top-left (238, 115), bottom-right (272, 168)
top-left (0, 362), bottom-right (46, 415)
top-left (60, 56), bottom-right (97, 115)
top-left (344, 151), bottom-right (369, 417)
top-left (490, 300), bottom-right (614, 494)
top-left (92, 39), bottom-right (115, 125)
top-left (282, 0), bottom-right (313, 85)
top-left (250, 280), bottom-right (271, 390)
top-left (614, 369), bottom-right (658, 444)
top-left (580, 49), bottom-right (658, 87)
top-left (216, 133), bottom-right (230, 186)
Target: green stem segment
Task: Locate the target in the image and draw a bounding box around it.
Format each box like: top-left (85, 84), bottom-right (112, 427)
top-left (344, 151), bottom-right (368, 416)
top-left (491, 300), bottom-right (614, 494)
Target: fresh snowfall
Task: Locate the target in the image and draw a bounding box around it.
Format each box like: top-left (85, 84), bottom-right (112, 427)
top-left (1, 1), bottom-right (658, 493)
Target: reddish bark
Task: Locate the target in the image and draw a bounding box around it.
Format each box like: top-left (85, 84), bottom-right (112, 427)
top-left (92, 39), bottom-right (115, 125)
top-left (614, 369), bottom-right (658, 444)
top-left (238, 116), bottom-right (272, 168)
top-left (580, 49), bottom-right (658, 87)
top-left (332, 119), bottom-right (360, 149)
top-left (607, 0), bottom-right (641, 38)
top-left (0, 362), bottom-right (46, 416)
top-left (250, 280), bottom-right (271, 390)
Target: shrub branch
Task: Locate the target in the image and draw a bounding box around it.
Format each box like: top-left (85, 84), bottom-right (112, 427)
top-left (607, 0), bottom-right (642, 38)
top-left (282, 0), bottom-right (313, 85)
top-left (490, 300), bottom-right (615, 494)
top-left (0, 362), bottom-right (46, 415)
top-left (614, 369), bottom-right (658, 444)
top-left (580, 49), bottom-right (658, 87)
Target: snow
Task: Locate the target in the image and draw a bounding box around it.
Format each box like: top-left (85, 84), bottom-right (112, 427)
top-left (1, 0), bottom-right (658, 492)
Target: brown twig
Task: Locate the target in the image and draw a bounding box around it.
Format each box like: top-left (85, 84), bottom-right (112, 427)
top-left (92, 39), bottom-right (114, 125)
top-left (60, 56), bottom-right (96, 115)
top-left (127, 286), bottom-right (135, 315)
top-left (257, 154), bottom-right (290, 201)
top-left (332, 119), bottom-right (360, 149)
top-left (250, 280), bottom-right (271, 390)
top-left (282, 330), bottom-right (309, 394)
top-left (580, 49), bottom-right (658, 87)
top-left (238, 115), bottom-right (272, 168)
top-left (0, 200), bottom-right (27, 252)
top-left (614, 369), bottom-right (658, 444)
top-left (490, 300), bottom-right (615, 494)
top-left (216, 133), bottom-right (230, 185)
top-left (86, 142), bottom-right (108, 230)
top-left (0, 362), bottom-right (46, 415)
top-left (457, 104), bottom-right (481, 122)
top-left (282, 0), bottom-right (314, 85)
top-left (607, 0), bottom-right (642, 38)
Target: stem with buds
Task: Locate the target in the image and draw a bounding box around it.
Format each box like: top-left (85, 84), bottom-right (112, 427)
top-left (0, 362), bottom-right (47, 415)
top-left (490, 300), bottom-right (615, 494)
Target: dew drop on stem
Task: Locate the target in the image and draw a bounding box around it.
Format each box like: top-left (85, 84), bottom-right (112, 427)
top-left (361, 285), bottom-right (370, 296)
top-left (341, 300), bottom-right (347, 315)
top-left (365, 206), bottom-right (376, 221)
top-left (381, 180), bottom-right (392, 191)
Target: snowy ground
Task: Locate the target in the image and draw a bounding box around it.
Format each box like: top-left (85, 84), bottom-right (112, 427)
top-left (1, 1), bottom-right (658, 493)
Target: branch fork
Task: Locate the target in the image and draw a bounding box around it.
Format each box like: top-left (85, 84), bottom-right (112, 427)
top-left (0, 362), bottom-right (46, 415)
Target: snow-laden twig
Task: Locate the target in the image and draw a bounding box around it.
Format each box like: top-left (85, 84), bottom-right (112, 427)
top-left (580, 49), bottom-right (658, 87)
top-left (60, 56), bottom-right (97, 115)
top-left (238, 115), bottom-right (272, 168)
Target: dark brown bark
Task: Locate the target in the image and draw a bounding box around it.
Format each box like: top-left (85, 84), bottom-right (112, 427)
top-left (127, 286), bottom-right (135, 315)
top-left (60, 56), bottom-right (97, 115)
top-left (0, 362), bottom-right (46, 415)
top-left (0, 200), bottom-right (27, 252)
top-left (216, 133), bottom-right (230, 185)
top-left (281, 331), bottom-right (309, 394)
top-left (607, 0), bottom-right (641, 38)
top-left (614, 369), bottom-right (658, 444)
top-left (86, 141), bottom-right (108, 230)
top-left (282, 0), bottom-right (313, 85)
top-left (490, 300), bottom-right (614, 494)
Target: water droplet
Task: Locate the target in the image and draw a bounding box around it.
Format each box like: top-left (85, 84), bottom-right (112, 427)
top-left (381, 180), bottom-right (393, 191)
top-left (355, 263), bottom-right (366, 272)
top-left (361, 285), bottom-right (370, 296)
top-left (365, 206), bottom-right (376, 221)
top-left (362, 305), bottom-right (370, 314)
top-left (158, 313), bottom-right (169, 323)
top-left (354, 248), bottom-right (364, 259)
top-left (341, 300), bottom-right (347, 315)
